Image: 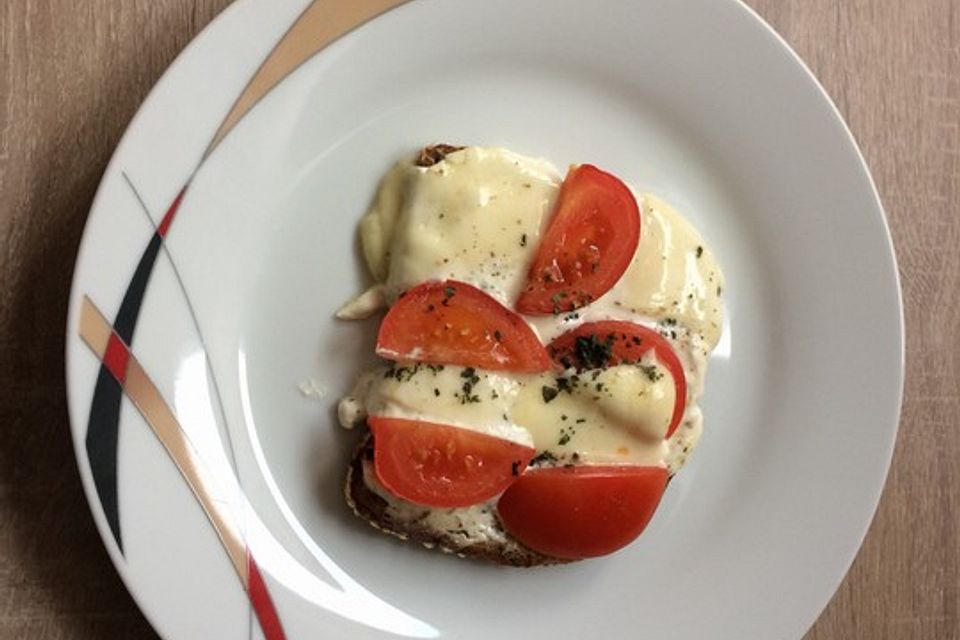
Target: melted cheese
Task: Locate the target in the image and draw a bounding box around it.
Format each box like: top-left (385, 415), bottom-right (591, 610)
top-left (352, 364), bottom-right (532, 447)
top-left (605, 195), bottom-right (724, 349)
top-left (511, 359), bottom-right (675, 465)
top-left (525, 195), bottom-right (724, 353)
top-left (359, 147), bottom-right (559, 307)
top-left (341, 360), bottom-right (677, 467)
top-left (339, 146), bottom-right (723, 473)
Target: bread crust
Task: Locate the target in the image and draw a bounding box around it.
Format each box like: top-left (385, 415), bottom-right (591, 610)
top-left (415, 144), bottom-right (465, 167)
top-left (344, 434), bottom-right (570, 567)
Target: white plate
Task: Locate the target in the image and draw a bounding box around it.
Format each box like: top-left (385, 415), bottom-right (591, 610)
top-left (65, 1), bottom-right (904, 638)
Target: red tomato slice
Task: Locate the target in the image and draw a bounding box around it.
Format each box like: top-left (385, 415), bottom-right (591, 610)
top-left (496, 465), bottom-right (668, 559)
top-left (516, 165), bottom-right (640, 315)
top-left (369, 416), bottom-right (536, 508)
top-left (377, 280), bottom-right (552, 372)
top-left (547, 321), bottom-right (687, 438)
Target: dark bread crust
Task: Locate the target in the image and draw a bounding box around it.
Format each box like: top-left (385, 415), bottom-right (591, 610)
top-left (415, 144), bottom-right (465, 167)
top-left (344, 434), bottom-right (570, 567)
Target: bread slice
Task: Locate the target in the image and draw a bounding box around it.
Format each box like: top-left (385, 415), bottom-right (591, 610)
top-left (344, 434), bottom-right (569, 567)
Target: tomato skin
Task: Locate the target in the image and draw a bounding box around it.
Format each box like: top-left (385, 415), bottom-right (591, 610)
top-left (376, 280), bottom-right (552, 373)
top-left (547, 321), bottom-right (688, 438)
top-left (496, 465), bottom-right (668, 559)
top-left (516, 165), bottom-right (640, 315)
top-left (369, 416), bottom-right (535, 508)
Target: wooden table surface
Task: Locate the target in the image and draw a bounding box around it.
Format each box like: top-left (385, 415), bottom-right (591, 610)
top-left (1, 1), bottom-right (957, 638)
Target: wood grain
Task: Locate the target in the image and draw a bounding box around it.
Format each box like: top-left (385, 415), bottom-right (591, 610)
top-left (0, 1), bottom-right (956, 638)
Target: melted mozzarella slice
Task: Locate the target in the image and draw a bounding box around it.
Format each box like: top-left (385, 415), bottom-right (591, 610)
top-left (511, 360), bottom-right (675, 466)
top-left (359, 147), bottom-right (560, 306)
top-left (355, 364), bottom-right (532, 447)
top-left (343, 360), bottom-right (677, 467)
top-left (604, 194), bottom-right (725, 349)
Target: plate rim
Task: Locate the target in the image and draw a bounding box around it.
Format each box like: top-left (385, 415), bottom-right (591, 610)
top-left (64, 0), bottom-right (905, 638)
top-left (731, 5), bottom-right (904, 636)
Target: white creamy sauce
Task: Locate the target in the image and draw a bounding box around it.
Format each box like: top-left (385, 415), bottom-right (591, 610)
top-left (362, 460), bottom-right (507, 546)
top-left (338, 146), bottom-right (723, 475)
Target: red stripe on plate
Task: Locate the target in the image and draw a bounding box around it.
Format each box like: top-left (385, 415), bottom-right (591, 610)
top-left (247, 553), bottom-right (286, 640)
top-left (103, 333), bottom-right (130, 382)
top-left (157, 186), bottom-right (188, 238)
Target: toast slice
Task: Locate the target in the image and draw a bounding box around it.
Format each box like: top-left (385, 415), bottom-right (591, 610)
top-left (344, 434), bottom-right (569, 567)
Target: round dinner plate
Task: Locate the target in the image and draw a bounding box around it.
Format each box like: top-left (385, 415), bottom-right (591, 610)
top-left (65, 1), bottom-right (904, 638)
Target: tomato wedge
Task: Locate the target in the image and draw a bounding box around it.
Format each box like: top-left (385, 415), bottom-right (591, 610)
top-left (547, 321), bottom-right (687, 438)
top-left (497, 466), bottom-right (668, 559)
top-left (369, 416), bottom-right (535, 508)
top-left (377, 280), bottom-right (551, 372)
top-left (516, 165), bottom-right (640, 315)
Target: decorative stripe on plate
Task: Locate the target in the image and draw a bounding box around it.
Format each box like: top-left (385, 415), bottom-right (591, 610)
top-left (205, 0), bottom-right (409, 158)
top-left (79, 296), bottom-right (286, 640)
top-left (84, 187), bottom-right (187, 551)
top-left (81, 1), bottom-right (417, 635)
top-left (84, 0), bottom-right (411, 555)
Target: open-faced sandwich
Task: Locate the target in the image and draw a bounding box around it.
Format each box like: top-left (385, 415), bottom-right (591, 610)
top-left (336, 145), bottom-right (724, 566)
